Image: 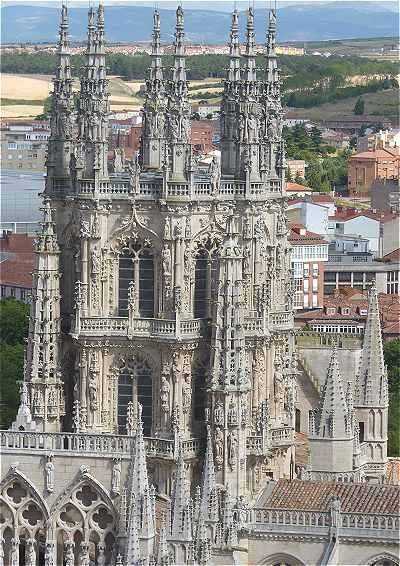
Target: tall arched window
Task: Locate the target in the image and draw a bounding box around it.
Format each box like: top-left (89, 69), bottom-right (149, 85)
top-left (119, 242), bottom-right (155, 318)
top-left (193, 236), bottom-right (220, 318)
top-left (117, 360), bottom-right (153, 436)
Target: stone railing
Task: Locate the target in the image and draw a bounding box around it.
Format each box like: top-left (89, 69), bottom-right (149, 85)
top-left (250, 508), bottom-right (399, 540)
top-left (296, 331), bottom-right (363, 350)
top-left (271, 427), bottom-right (294, 445)
top-left (247, 428), bottom-right (294, 454)
top-left (244, 317), bottom-right (263, 335)
top-left (1, 431), bottom-right (202, 460)
top-left (78, 317), bottom-right (208, 340)
top-left (247, 436), bottom-right (263, 454)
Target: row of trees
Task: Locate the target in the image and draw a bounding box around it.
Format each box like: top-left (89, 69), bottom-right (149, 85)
top-left (384, 339), bottom-right (400, 457)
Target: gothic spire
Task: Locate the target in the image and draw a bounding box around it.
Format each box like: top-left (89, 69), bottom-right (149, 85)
top-left (198, 426), bottom-right (217, 523)
top-left (264, 9), bottom-right (280, 101)
top-left (355, 282), bottom-right (388, 407)
top-left (227, 9), bottom-right (240, 84)
top-left (23, 200), bottom-right (64, 432)
top-left (243, 7), bottom-right (257, 83)
top-left (45, 3), bottom-right (74, 194)
top-left (312, 346), bottom-right (353, 439)
top-left (150, 9), bottom-right (163, 82)
top-left (170, 444), bottom-right (192, 540)
top-left (171, 5), bottom-right (187, 87)
top-left (125, 404), bottom-right (155, 565)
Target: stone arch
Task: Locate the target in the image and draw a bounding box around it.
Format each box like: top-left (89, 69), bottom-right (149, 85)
top-left (0, 467), bottom-right (50, 523)
top-left (365, 553), bottom-right (399, 566)
top-left (51, 473), bottom-right (117, 563)
top-left (191, 230), bottom-right (223, 318)
top-left (259, 552), bottom-right (306, 566)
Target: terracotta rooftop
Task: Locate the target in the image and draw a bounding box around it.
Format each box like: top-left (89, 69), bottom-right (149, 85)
top-left (382, 248), bottom-right (400, 262)
top-left (288, 225), bottom-right (328, 246)
top-left (286, 182), bottom-right (312, 193)
top-left (349, 148), bottom-right (399, 160)
top-left (258, 479), bottom-right (400, 514)
top-left (0, 233), bottom-right (34, 288)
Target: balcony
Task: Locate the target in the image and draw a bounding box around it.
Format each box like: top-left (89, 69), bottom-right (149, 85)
top-left (1, 430), bottom-right (202, 460)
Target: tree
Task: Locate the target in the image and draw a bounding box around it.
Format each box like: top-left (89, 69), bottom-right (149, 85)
top-left (294, 173), bottom-right (304, 184)
top-left (285, 167), bottom-right (293, 182)
top-left (0, 298), bottom-right (29, 429)
top-left (354, 97), bottom-right (365, 115)
top-left (384, 339), bottom-right (400, 456)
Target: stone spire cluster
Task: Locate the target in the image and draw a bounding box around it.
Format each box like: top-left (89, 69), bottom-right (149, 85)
top-left (45, 4), bottom-right (74, 193)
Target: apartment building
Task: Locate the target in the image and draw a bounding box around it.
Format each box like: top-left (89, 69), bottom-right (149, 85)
top-left (348, 148), bottom-right (399, 196)
top-left (1, 122), bottom-right (49, 171)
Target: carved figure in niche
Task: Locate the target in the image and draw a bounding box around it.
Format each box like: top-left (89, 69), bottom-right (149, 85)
top-left (160, 374), bottom-right (170, 414)
top-left (164, 217), bottom-right (172, 240)
top-left (88, 373), bottom-right (98, 412)
top-left (181, 116), bottom-right (190, 142)
top-left (174, 221), bottom-right (183, 239)
top-left (112, 458), bottom-right (122, 495)
top-left (330, 496), bottom-right (341, 527)
top-left (274, 360), bottom-right (285, 411)
top-left (214, 401), bottom-right (224, 426)
top-left (247, 113), bottom-right (259, 142)
top-left (208, 156), bottom-right (221, 195)
top-left (184, 218), bottom-right (192, 240)
top-left (169, 114), bottom-right (179, 140)
top-left (10, 538), bottom-right (19, 566)
top-left (92, 211), bottom-right (100, 239)
top-left (240, 397), bottom-right (248, 426)
top-left (182, 372), bottom-right (191, 415)
top-left (267, 114), bottom-right (279, 141)
top-left (91, 248), bottom-right (100, 276)
top-left (228, 399), bottom-right (238, 426)
top-left (243, 217), bottom-right (252, 239)
top-left (227, 431), bottom-right (238, 468)
top-left (239, 113), bottom-right (245, 142)
top-left (88, 113), bottom-right (100, 141)
top-left (78, 543), bottom-right (90, 566)
top-left (45, 454), bottom-right (54, 492)
top-left (127, 154), bottom-right (141, 195)
top-left (44, 543), bottom-right (55, 566)
top-left (97, 545), bottom-right (106, 566)
top-left (162, 244), bottom-right (172, 277)
top-left (215, 427), bottom-right (223, 466)
top-left (26, 539), bottom-right (36, 566)
top-left (113, 147), bottom-right (125, 173)
top-left (64, 544), bottom-right (74, 566)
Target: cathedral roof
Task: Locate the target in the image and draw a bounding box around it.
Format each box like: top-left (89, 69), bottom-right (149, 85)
top-left (257, 479), bottom-right (400, 514)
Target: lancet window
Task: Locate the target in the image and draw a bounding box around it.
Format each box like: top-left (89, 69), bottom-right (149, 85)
top-left (118, 241), bottom-right (155, 318)
top-left (193, 236), bottom-right (220, 318)
top-left (117, 359), bottom-right (153, 436)
top-left (193, 363), bottom-right (207, 423)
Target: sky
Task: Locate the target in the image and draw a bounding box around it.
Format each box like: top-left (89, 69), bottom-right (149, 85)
top-left (2, 0), bottom-right (398, 8)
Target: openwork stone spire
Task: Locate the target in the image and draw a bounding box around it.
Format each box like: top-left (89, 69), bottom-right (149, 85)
top-left (311, 346), bottom-right (353, 439)
top-left (75, 2), bottom-right (110, 185)
top-left (125, 404), bottom-right (155, 565)
top-left (242, 7), bottom-right (257, 83)
top-left (46, 3), bottom-right (74, 194)
top-left (140, 9), bottom-right (167, 171)
top-left (265, 9), bottom-right (280, 100)
top-left (166, 6), bottom-right (191, 182)
top-left (227, 9), bottom-right (240, 84)
top-left (23, 200), bottom-right (64, 432)
top-left (355, 283), bottom-right (388, 407)
top-left (170, 444), bottom-right (192, 540)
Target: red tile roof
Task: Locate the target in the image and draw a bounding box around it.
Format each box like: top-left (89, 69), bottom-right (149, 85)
top-left (258, 479), bottom-right (400, 514)
top-left (286, 182), bottom-right (312, 193)
top-left (349, 148), bottom-right (399, 160)
top-left (288, 225), bottom-right (328, 245)
top-left (382, 248), bottom-right (400, 262)
top-left (0, 234), bottom-right (35, 288)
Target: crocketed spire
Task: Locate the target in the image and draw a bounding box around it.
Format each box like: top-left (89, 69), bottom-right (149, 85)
top-left (243, 7), bottom-right (257, 83)
top-left (354, 282), bottom-right (388, 407)
top-left (227, 10), bottom-right (240, 84)
top-left (311, 346), bottom-right (353, 439)
top-left (125, 404), bottom-right (155, 565)
top-left (170, 443), bottom-right (192, 541)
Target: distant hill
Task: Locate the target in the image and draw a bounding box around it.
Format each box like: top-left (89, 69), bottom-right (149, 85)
top-left (1, 2), bottom-right (397, 44)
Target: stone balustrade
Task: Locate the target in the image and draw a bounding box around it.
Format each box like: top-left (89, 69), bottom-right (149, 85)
top-left (1, 431), bottom-right (202, 460)
top-left (250, 508), bottom-right (399, 539)
top-left (247, 428), bottom-right (294, 454)
top-left (269, 311), bottom-right (293, 330)
top-left (78, 317), bottom-right (208, 340)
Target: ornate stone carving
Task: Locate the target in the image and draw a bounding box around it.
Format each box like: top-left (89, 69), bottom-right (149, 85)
top-left (112, 458), bottom-right (122, 495)
top-left (44, 454), bottom-right (54, 493)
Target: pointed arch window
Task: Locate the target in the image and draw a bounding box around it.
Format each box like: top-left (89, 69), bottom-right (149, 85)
top-left (119, 242), bottom-right (155, 318)
top-left (193, 363), bottom-right (207, 422)
top-left (193, 237), bottom-right (220, 318)
top-left (117, 360), bottom-right (153, 436)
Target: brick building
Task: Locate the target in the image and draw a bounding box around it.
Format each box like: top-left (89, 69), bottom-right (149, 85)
top-left (348, 148), bottom-right (399, 196)
top-left (289, 224), bottom-right (329, 310)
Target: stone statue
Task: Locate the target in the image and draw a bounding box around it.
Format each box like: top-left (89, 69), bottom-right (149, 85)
top-left (274, 361), bottom-right (285, 409)
top-left (45, 455), bottom-right (54, 492)
top-left (112, 458), bottom-right (121, 495)
top-left (164, 217), bottom-right (172, 240)
top-left (247, 113), bottom-right (259, 143)
top-left (44, 543), bottom-right (55, 566)
top-left (88, 373), bottom-right (98, 412)
top-left (162, 244), bottom-right (172, 277)
top-left (214, 401), bottom-right (224, 426)
top-left (78, 543), bottom-right (90, 566)
top-left (184, 218), bottom-right (192, 240)
top-left (97, 544), bottom-right (106, 566)
top-left (26, 539), bottom-right (36, 566)
top-left (160, 374), bottom-right (170, 414)
top-left (208, 156), bottom-right (221, 195)
top-left (227, 431), bottom-right (238, 468)
top-left (169, 114), bottom-right (179, 140)
top-left (64, 544), bottom-right (74, 566)
top-left (128, 155), bottom-right (141, 194)
top-left (330, 496), bottom-right (341, 527)
top-left (113, 147), bottom-right (125, 173)
top-left (215, 427), bottom-right (223, 465)
top-left (91, 248), bottom-right (100, 276)
top-left (10, 538), bottom-right (19, 566)
top-left (228, 399), bottom-right (238, 426)
top-left (182, 373), bottom-right (192, 415)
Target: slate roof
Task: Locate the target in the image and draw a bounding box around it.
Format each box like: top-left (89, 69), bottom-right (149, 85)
top-left (258, 479), bottom-right (400, 514)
